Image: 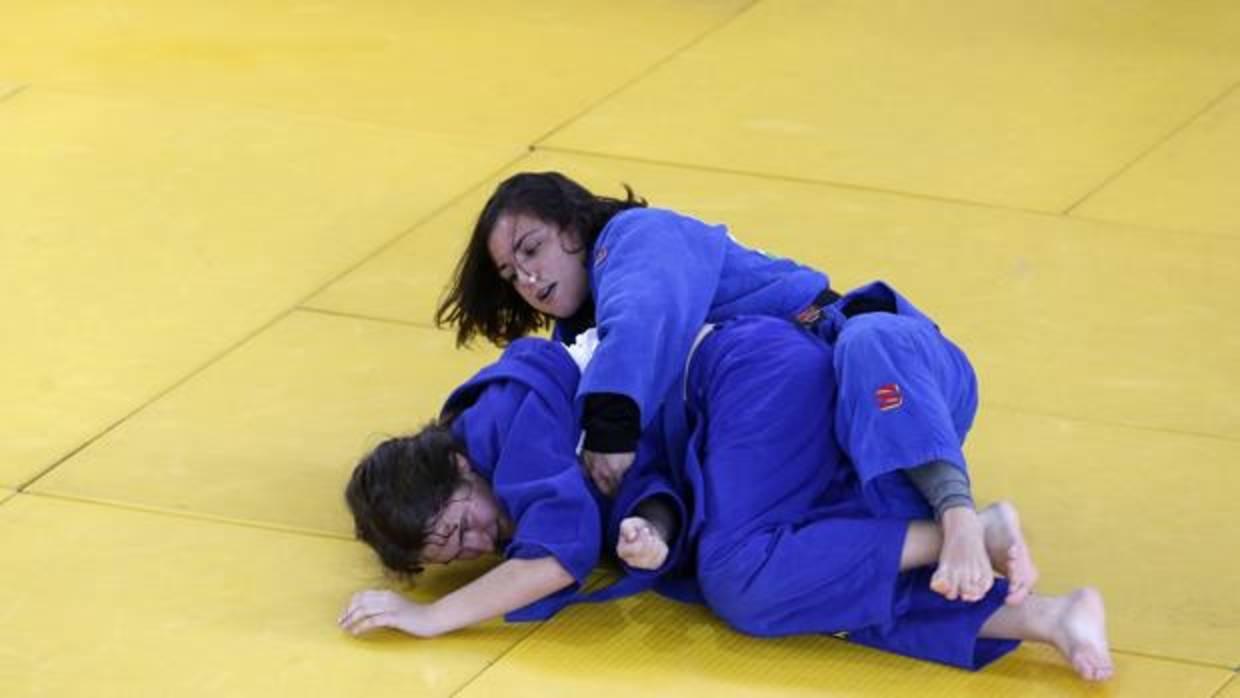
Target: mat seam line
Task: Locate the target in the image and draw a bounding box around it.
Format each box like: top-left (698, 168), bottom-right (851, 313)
top-left (529, 0), bottom-right (764, 148)
top-left (1209, 671), bottom-right (1238, 698)
top-left (15, 490), bottom-right (353, 540)
top-left (536, 143), bottom-right (1064, 215)
top-left (16, 150), bottom-right (536, 491)
top-left (295, 304), bottom-right (438, 331)
top-left (1106, 646), bottom-right (1236, 672)
top-left (984, 400), bottom-right (1240, 444)
top-left (1063, 80), bottom-right (1240, 215)
top-left (532, 144), bottom-right (1240, 243)
top-left (0, 83), bottom-right (30, 104)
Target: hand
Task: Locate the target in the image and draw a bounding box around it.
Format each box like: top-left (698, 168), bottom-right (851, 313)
top-left (616, 516), bottom-right (669, 571)
top-left (581, 450), bottom-right (635, 496)
top-left (338, 589), bottom-right (440, 638)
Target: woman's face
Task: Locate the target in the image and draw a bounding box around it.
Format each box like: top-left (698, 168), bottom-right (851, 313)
top-left (487, 211), bottom-right (590, 319)
top-left (420, 455), bottom-right (511, 565)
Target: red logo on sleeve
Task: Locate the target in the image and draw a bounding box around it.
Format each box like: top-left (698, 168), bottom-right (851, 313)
top-left (875, 383), bottom-right (903, 411)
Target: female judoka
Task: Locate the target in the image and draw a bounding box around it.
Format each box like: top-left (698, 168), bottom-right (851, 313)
top-left (339, 334), bottom-right (682, 634)
top-left (338, 320), bottom-right (1112, 681)
top-left (435, 171), bottom-right (995, 604)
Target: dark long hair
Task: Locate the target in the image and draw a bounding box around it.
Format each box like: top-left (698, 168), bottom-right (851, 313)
top-left (344, 422), bottom-right (465, 577)
top-left (435, 171), bottom-right (646, 347)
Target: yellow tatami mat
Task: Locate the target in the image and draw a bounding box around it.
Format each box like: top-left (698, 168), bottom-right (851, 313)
top-left (967, 408), bottom-right (1240, 666)
top-left (5, 1), bottom-right (1240, 696)
top-left (0, 494), bottom-right (534, 697)
top-left (28, 312), bottom-right (498, 536)
top-left (456, 593), bottom-right (1232, 698)
top-left (543, 0), bottom-right (1240, 212)
top-left (1074, 87), bottom-right (1240, 236)
top-left (0, 0), bottom-right (750, 142)
top-left (0, 87), bottom-right (517, 488)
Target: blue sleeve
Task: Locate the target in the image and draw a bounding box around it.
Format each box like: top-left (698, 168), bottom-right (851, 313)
top-left (608, 464), bottom-right (690, 579)
top-left (493, 392), bottom-right (602, 589)
top-left (579, 209), bottom-right (728, 426)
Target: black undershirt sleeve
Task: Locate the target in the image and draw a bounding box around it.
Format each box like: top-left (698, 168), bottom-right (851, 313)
top-left (583, 393), bottom-right (640, 453)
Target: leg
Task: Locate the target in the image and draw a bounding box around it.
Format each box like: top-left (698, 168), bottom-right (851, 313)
top-left (833, 313), bottom-right (1005, 603)
top-left (686, 318), bottom-right (907, 635)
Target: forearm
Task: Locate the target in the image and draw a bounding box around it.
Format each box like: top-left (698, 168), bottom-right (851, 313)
top-left (426, 556), bottom-right (574, 635)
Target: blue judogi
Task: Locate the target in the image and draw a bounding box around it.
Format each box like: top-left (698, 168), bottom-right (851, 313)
top-left (562, 207), bottom-right (828, 426)
top-left (814, 281), bottom-right (980, 519)
top-left (652, 315), bottom-right (1017, 670)
top-left (442, 338), bottom-right (679, 621)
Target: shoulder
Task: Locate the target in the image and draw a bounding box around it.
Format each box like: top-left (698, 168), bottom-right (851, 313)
top-left (600, 207), bottom-right (713, 240)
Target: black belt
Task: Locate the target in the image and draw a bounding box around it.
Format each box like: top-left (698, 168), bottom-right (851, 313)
top-left (794, 288), bottom-right (842, 326)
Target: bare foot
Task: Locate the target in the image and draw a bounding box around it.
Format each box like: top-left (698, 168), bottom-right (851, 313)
top-left (1050, 588), bottom-right (1114, 682)
top-left (931, 507), bottom-right (993, 602)
top-left (980, 501), bottom-right (1039, 604)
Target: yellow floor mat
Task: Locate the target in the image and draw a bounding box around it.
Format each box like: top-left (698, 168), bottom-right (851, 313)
top-left (543, 0), bottom-right (1240, 212)
top-left (0, 494), bottom-right (534, 697)
top-left (456, 592), bottom-right (1233, 698)
top-left (969, 408), bottom-right (1240, 666)
top-left (0, 87), bottom-right (517, 487)
top-left (1074, 87), bottom-right (1240, 236)
top-left (29, 312), bottom-right (499, 536)
top-left (0, 0), bottom-right (750, 142)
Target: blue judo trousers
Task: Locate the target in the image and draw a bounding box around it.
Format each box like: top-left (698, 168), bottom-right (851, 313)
top-left (653, 311), bottom-right (1019, 671)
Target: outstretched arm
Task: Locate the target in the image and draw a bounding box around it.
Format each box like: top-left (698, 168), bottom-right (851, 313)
top-left (339, 556), bottom-right (573, 638)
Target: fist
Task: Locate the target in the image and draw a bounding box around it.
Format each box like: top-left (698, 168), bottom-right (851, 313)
top-left (616, 516), bottom-right (669, 571)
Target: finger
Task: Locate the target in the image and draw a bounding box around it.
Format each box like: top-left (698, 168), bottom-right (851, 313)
top-left (341, 607), bottom-right (380, 634)
top-left (340, 592), bottom-right (392, 629)
top-left (616, 544), bottom-right (636, 563)
top-left (347, 612), bottom-right (390, 636)
top-left (339, 598), bottom-right (371, 627)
